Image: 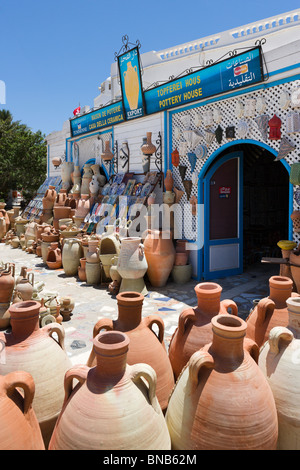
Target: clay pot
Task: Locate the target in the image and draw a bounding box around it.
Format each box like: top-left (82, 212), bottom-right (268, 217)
top-left (15, 272), bottom-right (34, 301)
top-left (0, 217), bottom-right (6, 240)
top-left (75, 194), bottom-right (90, 218)
top-left (0, 300), bottom-right (72, 447)
top-left (141, 132), bottom-right (156, 156)
top-left (86, 239), bottom-right (100, 264)
top-left (46, 243), bottom-right (62, 270)
top-left (174, 251), bottom-right (188, 266)
top-left (164, 169), bottom-right (174, 191)
top-left (143, 230), bottom-right (176, 287)
top-left (166, 314), bottom-right (278, 449)
top-left (49, 330), bottom-right (171, 450)
top-left (168, 282), bottom-right (238, 379)
top-left (0, 264), bottom-right (15, 303)
top-left (42, 185), bottom-right (57, 210)
top-left (55, 190), bottom-right (68, 207)
top-left (85, 261), bottom-right (101, 285)
top-left (117, 237), bottom-right (148, 294)
top-left (0, 370), bottom-right (45, 449)
top-left (81, 166), bottom-right (93, 194)
top-left (78, 258), bottom-right (87, 281)
top-left (41, 241), bottom-right (51, 263)
top-left (62, 238), bottom-right (83, 276)
top-left (14, 217), bottom-right (28, 237)
top-left (87, 291), bottom-right (175, 413)
top-left (259, 296), bottom-right (300, 449)
top-left (289, 250), bottom-right (300, 292)
top-left (171, 263), bottom-right (192, 284)
top-left (109, 256), bottom-right (121, 283)
top-left (61, 161), bottom-right (74, 191)
top-left (246, 275), bottom-right (297, 349)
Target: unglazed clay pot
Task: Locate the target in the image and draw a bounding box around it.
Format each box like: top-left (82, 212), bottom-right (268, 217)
top-left (168, 282), bottom-right (238, 379)
top-left (246, 275), bottom-right (297, 349)
top-left (259, 296), bottom-right (300, 449)
top-left (87, 291), bottom-right (175, 413)
top-left (62, 238), bottom-right (83, 276)
top-left (0, 370), bottom-right (45, 450)
top-left (166, 314), bottom-right (278, 450)
top-left (75, 194), bottom-right (90, 218)
top-left (0, 300), bottom-right (72, 448)
top-left (85, 261), bottom-right (101, 285)
top-left (42, 185), bottom-right (57, 210)
top-left (86, 238), bottom-right (100, 264)
top-left (49, 330), bottom-right (171, 450)
top-left (117, 237), bottom-right (148, 294)
top-left (78, 258), bottom-right (87, 281)
top-left (143, 230), bottom-right (176, 287)
top-left (15, 272), bottom-right (34, 301)
top-left (0, 264), bottom-right (15, 303)
top-left (164, 169), bottom-right (174, 192)
top-left (46, 242), bottom-right (62, 270)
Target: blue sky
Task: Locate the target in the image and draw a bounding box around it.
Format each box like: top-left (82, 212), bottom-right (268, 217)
top-left (0, 0), bottom-right (299, 137)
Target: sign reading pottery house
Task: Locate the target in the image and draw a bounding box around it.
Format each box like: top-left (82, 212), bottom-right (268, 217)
top-left (144, 46), bottom-right (264, 114)
top-left (118, 46), bottom-right (145, 121)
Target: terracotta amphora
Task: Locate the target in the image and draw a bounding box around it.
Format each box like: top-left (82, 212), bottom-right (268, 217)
top-left (42, 185), bottom-right (57, 210)
top-left (0, 264), bottom-right (15, 303)
top-left (46, 242), bottom-right (62, 269)
top-left (87, 291), bottom-right (175, 413)
top-left (143, 229), bottom-right (176, 287)
top-left (259, 296), bottom-right (300, 450)
top-left (164, 169), bottom-right (174, 192)
top-left (0, 300), bottom-right (72, 448)
top-left (15, 271), bottom-right (34, 301)
top-left (49, 330), bottom-right (171, 450)
top-left (246, 275), bottom-right (298, 349)
top-left (168, 282), bottom-right (238, 379)
top-left (78, 258), bottom-right (87, 281)
top-left (166, 314), bottom-right (278, 450)
top-left (0, 370), bottom-right (45, 450)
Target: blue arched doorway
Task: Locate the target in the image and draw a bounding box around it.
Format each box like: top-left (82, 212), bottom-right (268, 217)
top-left (197, 140), bottom-right (292, 281)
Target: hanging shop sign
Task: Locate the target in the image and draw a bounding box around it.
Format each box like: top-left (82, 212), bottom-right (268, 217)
top-left (144, 46), bottom-right (264, 114)
top-left (117, 46), bottom-right (145, 121)
top-left (70, 101), bottom-right (125, 137)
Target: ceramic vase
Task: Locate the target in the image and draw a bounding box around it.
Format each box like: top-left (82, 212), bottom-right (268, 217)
top-left (259, 296), bottom-right (300, 449)
top-left (117, 237), bottom-right (148, 295)
top-left (164, 169), bottom-right (173, 191)
top-left (62, 238), bottom-right (83, 276)
top-left (141, 132), bottom-right (156, 156)
top-left (0, 370), bottom-right (45, 450)
top-left (143, 230), bottom-right (175, 287)
top-left (61, 161), bottom-right (74, 191)
top-left (42, 186), bottom-right (57, 210)
top-left (85, 261), bottom-right (101, 285)
top-left (78, 258), bottom-right (87, 281)
top-left (86, 239), bottom-right (100, 264)
top-left (81, 165), bottom-right (93, 194)
top-left (87, 291), bottom-right (175, 413)
top-left (48, 330), bottom-right (171, 450)
top-left (246, 275), bottom-right (297, 349)
top-left (166, 314), bottom-right (278, 450)
top-left (0, 300), bottom-right (72, 448)
top-left (0, 264), bottom-right (15, 303)
top-left (15, 272), bottom-right (34, 301)
top-left (75, 194), bottom-right (90, 218)
top-left (168, 281), bottom-right (238, 379)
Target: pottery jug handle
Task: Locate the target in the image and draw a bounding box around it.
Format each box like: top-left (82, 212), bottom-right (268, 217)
top-left (130, 363), bottom-right (159, 412)
top-left (255, 298), bottom-right (275, 325)
top-left (4, 370), bottom-right (35, 416)
top-left (43, 323), bottom-right (66, 351)
top-left (221, 299), bottom-right (238, 316)
top-left (9, 263), bottom-right (15, 278)
top-left (92, 318), bottom-right (114, 338)
top-left (178, 308), bottom-right (196, 335)
top-left (64, 365), bottom-right (89, 403)
top-left (188, 351), bottom-right (215, 393)
top-left (267, 326), bottom-right (294, 355)
top-left (145, 315), bottom-right (165, 343)
top-left (138, 243), bottom-right (144, 257)
top-left (243, 337), bottom-right (260, 364)
top-left (28, 272), bottom-right (34, 286)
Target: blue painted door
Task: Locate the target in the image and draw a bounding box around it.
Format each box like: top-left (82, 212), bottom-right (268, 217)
top-left (203, 151), bottom-right (243, 279)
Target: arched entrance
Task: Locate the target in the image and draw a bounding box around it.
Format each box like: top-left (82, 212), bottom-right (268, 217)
top-left (198, 140), bottom-right (291, 280)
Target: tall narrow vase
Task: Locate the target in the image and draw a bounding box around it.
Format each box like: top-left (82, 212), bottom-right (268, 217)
top-left (143, 230), bottom-right (175, 287)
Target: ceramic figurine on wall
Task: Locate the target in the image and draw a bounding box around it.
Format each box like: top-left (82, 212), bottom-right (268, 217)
top-left (205, 129), bottom-right (215, 146)
top-left (291, 88), bottom-right (300, 108)
top-left (255, 114), bottom-right (270, 141)
top-left (256, 96), bottom-right (266, 114)
top-left (194, 113), bottom-right (202, 127)
top-left (188, 152), bottom-right (197, 173)
top-left (237, 120), bottom-right (249, 139)
top-left (190, 195), bottom-right (197, 216)
top-left (174, 127), bottom-right (181, 140)
top-left (244, 97), bottom-right (256, 117)
top-left (279, 90), bottom-right (290, 110)
top-left (171, 148), bottom-right (180, 167)
top-left (180, 115), bottom-right (191, 129)
top-left (274, 136), bottom-right (295, 161)
top-left (183, 180), bottom-right (192, 200)
top-left (213, 107), bottom-right (222, 124)
top-left (226, 126), bottom-right (235, 139)
top-left (178, 165), bottom-right (187, 182)
top-left (235, 100), bottom-right (244, 118)
top-left (215, 125), bottom-right (223, 144)
top-left (179, 141), bottom-right (188, 157)
top-left (286, 111), bottom-right (300, 134)
top-left (195, 144), bottom-right (207, 160)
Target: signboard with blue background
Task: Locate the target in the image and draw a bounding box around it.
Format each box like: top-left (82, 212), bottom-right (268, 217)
top-left (70, 46), bottom-right (263, 137)
top-left (117, 46), bottom-right (145, 121)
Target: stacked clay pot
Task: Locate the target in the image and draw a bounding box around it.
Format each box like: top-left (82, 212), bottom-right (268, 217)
top-left (0, 371), bottom-right (45, 450)
top-left (143, 230), bottom-right (176, 287)
top-left (166, 314), bottom-right (278, 450)
top-left (49, 330), bottom-right (171, 450)
top-left (85, 238), bottom-right (101, 284)
top-left (0, 300), bottom-right (72, 447)
top-left (259, 296), bottom-right (300, 449)
top-left (87, 291), bottom-right (174, 413)
top-left (168, 281), bottom-right (238, 379)
top-left (246, 275), bottom-right (297, 349)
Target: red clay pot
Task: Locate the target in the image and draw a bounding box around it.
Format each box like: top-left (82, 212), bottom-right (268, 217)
top-left (0, 264), bottom-right (15, 303)
top-left (143, 229), bottom-right (176, 287)
top-left (49, 330), bottom-right (171, 450)
top-left (246, 275), bottom-right (298, 348)
top-left (166, 314), bottom-right (278, 450)
top-left (168, 282), bottom-right (238, 379)
top-left (87, 291), bottom-right (175, 413)
top-left (0, 370), bottom-right (45, 450)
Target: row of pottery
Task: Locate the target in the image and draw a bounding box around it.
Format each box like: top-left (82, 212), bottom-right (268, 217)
top-left (1, 271), bottom-right (300, 449)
